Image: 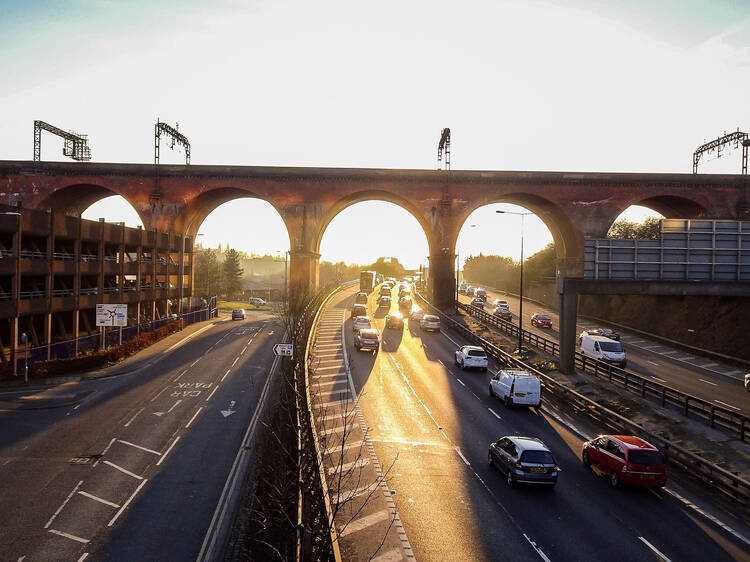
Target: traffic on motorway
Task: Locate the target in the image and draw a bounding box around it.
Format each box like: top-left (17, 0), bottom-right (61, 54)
top-left (458, 283), bottom-right (750, 412)
top-left (337, 277), bottom-right (749, 561)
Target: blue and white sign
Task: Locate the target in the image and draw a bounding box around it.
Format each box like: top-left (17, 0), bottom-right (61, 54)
top-left (273, 343), bottom-right (293, 357)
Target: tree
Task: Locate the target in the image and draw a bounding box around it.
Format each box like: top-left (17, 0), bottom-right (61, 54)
top-left (223, 247), bottom-right (244, 299)
top-left (607, 217), bottom-right (661, 240)
top-left (366, 257), bottom-right (407, 279)
top-left (194, 246), bottom-right (220, 297)
top-left (522, 243), bottom-right (556, 287)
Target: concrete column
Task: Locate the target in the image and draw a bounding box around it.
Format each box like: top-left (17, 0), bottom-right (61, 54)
top-left (73, 310), bottom-right (79, 356)
top-left (428, 249), bottom-right (456, 310)
top-left (44, 313), bottom-right (52, 361)
top-left (558, 283), bottom-right (579, 374)
top-left (289, 250), bottom-right (320, 301)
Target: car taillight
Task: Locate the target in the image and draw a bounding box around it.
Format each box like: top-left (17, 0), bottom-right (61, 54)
top-left (515, 460), bottom-right (523, 469)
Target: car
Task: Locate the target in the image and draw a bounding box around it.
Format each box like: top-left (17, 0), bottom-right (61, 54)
top-left (581, 435), bottom-right (667, 488)
top-left (470, 297), bottom-right (485, 308)
top-left (489, 369), bottom-right (542, 408)
top-left (248, 297), bottom-right (266, 306)
top-left (458, 282), bottom-right (467, 294)
top-left (454, 345), bottom-right (488, 371)
top-left (745, 374), bottom-right (750, 391)
top-left (354, 328), bottom-right (379, 353)
top-left (352, 316), bottom-right (372, 333)
top-left (231, 308), bottom-right (246, 320)
top-left (355, 292), bottom-right (368, 305)
top-left (378, 295), bottom-right (391, 308)
top-left (466, 286), bottom-right (476, 296)
top-left (385, 313), bottom-right (404, 329)
top-left (420, 314), bottom-right (441, 332)
top-left (475, 288), bottom-right (487, 301)
top-left (530, 313), bottom-right (552, 328)
top-left (379, 285), bottom-right (392, 297)
top-left (579, 333), bottom-right (627, 368)
top-left (351, 304), bottom-right (367, 319)
top-left (578, 328), bottom-right (620, 343)
top-left (398, 296), bottom-right (413, 312)
top-left (398, 286), bottom-right (409, 298)
top-left (488, 436), bottom-right (559, 488)
top-left (493, 299), bottom-right (509, 308)
top-left (493, 306), bottom-right (512, 321)
top-left (409, 307), bottom-right (424, 321)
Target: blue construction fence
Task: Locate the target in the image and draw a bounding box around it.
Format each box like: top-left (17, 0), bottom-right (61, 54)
top-left (17, 297), bottom-right (218, 370)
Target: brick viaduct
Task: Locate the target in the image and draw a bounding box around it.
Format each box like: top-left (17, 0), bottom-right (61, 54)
top-left (1, 160), bottom-right (748, 368)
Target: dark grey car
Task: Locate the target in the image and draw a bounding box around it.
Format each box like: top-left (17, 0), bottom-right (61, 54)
top-left (488, 436), bottom-right (559, 488)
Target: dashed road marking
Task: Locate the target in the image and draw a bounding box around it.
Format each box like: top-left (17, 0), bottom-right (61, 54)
top-left (205, 386), bottom-right (219, 402)
top-left (107, 478), bottom-right (148, 527)
top-left (457, 379), bottom-right (466, 387)
top-left (488, 408), bottom-right (502, 419)
top-left (185, 407), bottom-right (203, 429)
top-left (638, 537), bottom-right (672, 562)
top-left (78, 490), bottom-right (120, 508)
top-left (698, 379), bottom-right (718, 386)
top-left (48, 528), bottom-right (89, 544)
top-left (455, 448), bottom-right (471, 466)
top-left (156, 436), bottom-right (181, 466)
top-left (328, 458), bottom-right (370, 476)
top-left (45, 480), bottom-right (83, 529)
top-left (103, 460), bottom-right (144, 480)
top-left (173, 370), bottom-right (188, 382)
top-left (150, 386), bottom-right (169, 402)
top-left (117, 439), bottom-right (161, 456)
top-left (647, 361), bottom-right (659, 366)
top-left (339, 509), bottom-right (390, 537)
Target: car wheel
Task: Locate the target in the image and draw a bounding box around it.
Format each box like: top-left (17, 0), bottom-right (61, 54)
top-left (481, 366), bottom-right (487, 372)
top-left (610, 471), bottom-right (619, 488)
top-left (503, 396), bottom-right (511, 408)
top-left (506, 470), bottom-right (514, 487)
top-left (489, 384), bottom-right (494, 398)
top-left (454, 355), bottom-right (459, 365)
top-left (488, 452), bottom-right (494, 467)
top-left (460, 360), bottom-right (466, 371)
top-left (582, 450), bottom-right (590, 467)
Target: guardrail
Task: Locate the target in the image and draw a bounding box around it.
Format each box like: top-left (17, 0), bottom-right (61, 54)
top-left (416, 292), bottom-right (750, 509)
top-left (458, 301), bottom-right (750, 444)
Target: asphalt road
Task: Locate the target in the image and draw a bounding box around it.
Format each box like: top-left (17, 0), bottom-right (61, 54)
top-left (458, 288), bottom-right (750, 413)
top-left (335, 285), bottom-right (750, 561)
top-left (0, 311), bottom-right (283, 561)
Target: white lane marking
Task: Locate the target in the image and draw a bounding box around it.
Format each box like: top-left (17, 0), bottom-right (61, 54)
top-left (698, 379), bottom-right (718, 387)
top-left (231, 357), bottom-right (239, 367)
top-left (123, 408), bottom-right (144, 428)
top-left (699, 362), bottom-right (719, 368)
top-left (651, 376), bottom-right (667, 383)
top-left (422, 404), bottom-right (432, 416)
top-left (150, 386), bottom-right (169, 402)
top-left (661, 350), bottom-right (680, 356)
top-left (339, 509), bottom-right (390, 537)
top-left (455, 448), bottom-right (471, 466)
top-left (191, 358), bottom-right (201, 367)
top-left (103, 460), bottom-right (144, 480)
top-left (457, 379), bottom-right (466, 387)
top-left (108, 478), bottom-right (148, 527)
top-left (328, 458), bottom-right (370, 476)
top-left (642, 345), bottom-right (664, 351)
top-left (73, 404), bottom-right (80, 411)
top-left (44, 480), bottom-right (83, 528)
top-left (117, 439), bottom-right (161, 456)
top-left (241, 345), bottom-right (248, 355)
top-left (664, 488), bottom-right (750, 546)
top-left (714, 400), bottom-right (741, 411)
top-left (647, 361), bottom-right (659, 366)
top-left (95, 437), bottom-right (117, 466)
top-left (77, 554), bottom-right (89, 562)
top-left (221, 369), bottom-right (231, 382)
top-left (167, 400), bottom-right (182, 413)
top-left (675, 355), bottom-right (694, 361)
top-left (156, 436), bottom-right (181, 466)
top-left (174, 370), bottom-right (188, 382)
top-left (524, 533), bottom-right (552, 562)
top-left (77, 490), bottom-right (120, 508)
top-left (166, 323), bottom-right (214, 352)
top-left (488, 408), bottom-right (502, 419)
top-left (638, 537), bottom-right (672, 562)
top-left (48, 528), bottom-right (89, 544)
top-left (185, 407), bottom-right (203, 429)
top-left (205, 386), bottom-right (219, 402)
top-left (323, 439), bottom-right (366, 455)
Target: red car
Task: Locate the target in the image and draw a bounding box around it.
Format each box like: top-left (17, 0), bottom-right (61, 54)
top-left (530, 313), bottom-right (552, 329)
top-left (582, 435), bottom-right (667, 488)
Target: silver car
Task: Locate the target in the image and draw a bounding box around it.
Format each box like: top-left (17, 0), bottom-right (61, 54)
top-left (488, 436), bottom-right (559, 488)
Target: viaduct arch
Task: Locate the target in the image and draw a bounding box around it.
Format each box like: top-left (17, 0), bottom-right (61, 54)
top-left (1, 160), bottom-right (746, 308)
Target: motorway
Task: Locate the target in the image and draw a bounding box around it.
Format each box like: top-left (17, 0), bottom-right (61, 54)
top-left (457, 287), bottom-right (750, 413)
top-left (0, 311), bottom-right (283, 561)
top-left (329, 284), bottom-right (750, 561)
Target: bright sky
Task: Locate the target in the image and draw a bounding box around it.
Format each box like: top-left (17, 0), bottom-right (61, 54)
top-left (6, 1), bottom-right (750, 268)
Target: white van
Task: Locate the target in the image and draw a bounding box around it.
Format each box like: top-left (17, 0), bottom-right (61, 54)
top-left (580, 334), bottom-right (627, 368)
top-left (489, 369), bottom-right (542, 408)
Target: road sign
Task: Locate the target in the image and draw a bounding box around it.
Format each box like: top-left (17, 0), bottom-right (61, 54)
top-left (273, 343), bottom-right (293, 357)
top-left (96, 303), bottom-right (127, 327)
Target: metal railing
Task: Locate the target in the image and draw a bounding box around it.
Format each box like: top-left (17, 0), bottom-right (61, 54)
top-left (417, 293), bottom-right (750, 509)
top-left (457, 301), bottom-right (750, 443)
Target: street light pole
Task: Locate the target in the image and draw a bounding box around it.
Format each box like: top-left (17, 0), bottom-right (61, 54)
top-left (496, 210), bottom-right (529, 352)
top-left (20, 332), bottom-right (28, 384)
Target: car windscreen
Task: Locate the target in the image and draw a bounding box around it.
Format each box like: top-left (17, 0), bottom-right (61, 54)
top-left (627, 450), bottom-right (664, 466)
top-left (359, 330), bottom-right (378, 339)
top-left (424, 315), bottom-right (439, 322)
top-left (537, 315), bottom-right (550, 320)
top-left (467, 350), bottom-right (486, 357)
top-left (600, 341), bottom-right (623, 352)
top-left (521, 450), bottom-right (555, 464)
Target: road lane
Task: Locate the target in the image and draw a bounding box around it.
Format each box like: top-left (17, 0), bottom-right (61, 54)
top-left (459, 288), bottom-right (750, 411)
top-left (0, 312), bottom-right (282, 561)
top-left (340, 285), bottom-right (747, 561)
